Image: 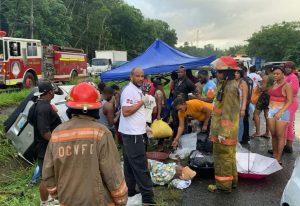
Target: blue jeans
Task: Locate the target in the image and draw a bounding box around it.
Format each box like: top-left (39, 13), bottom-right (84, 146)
top-left (238, 117), bottom-right (244, 142)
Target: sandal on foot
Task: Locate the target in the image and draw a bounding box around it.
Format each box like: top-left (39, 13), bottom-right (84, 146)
top-left (261, 135), bottom-right (271, 139)
top-left (250, 134), bottom-right (261, 138)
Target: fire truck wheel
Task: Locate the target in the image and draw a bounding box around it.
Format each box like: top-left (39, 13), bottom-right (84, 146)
top-left (23, 72), bottom-right (36, 88)
top-left (71, 70), bottom-right (78, 80)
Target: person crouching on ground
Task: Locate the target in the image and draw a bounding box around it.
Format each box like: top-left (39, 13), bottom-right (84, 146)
top-left (171, 97), bottom-right (213, 148)
top-left (42, 82), bottom-right (127, 206)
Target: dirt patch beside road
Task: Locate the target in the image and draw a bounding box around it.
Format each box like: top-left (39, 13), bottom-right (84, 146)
top-left (0, 156), bottom-right (31, 183)
top-left (0, 105), bottom-right (17, 118)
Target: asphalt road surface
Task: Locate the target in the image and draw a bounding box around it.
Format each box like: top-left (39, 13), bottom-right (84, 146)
top-left (182, 95), bottom-right (300, 206)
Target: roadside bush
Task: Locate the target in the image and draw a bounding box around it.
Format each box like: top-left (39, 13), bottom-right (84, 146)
top-left (0, 89), bottom-right (30, 108)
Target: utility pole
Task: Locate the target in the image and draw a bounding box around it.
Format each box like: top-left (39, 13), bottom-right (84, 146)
top-left (0, 0), bottom-right (12, 32)
top-left (30, 0), bottom-right (33, 38)
top-left (0, 0), bottom-right (2, 30)
top-left (196, 29), bottom-right (199, 48)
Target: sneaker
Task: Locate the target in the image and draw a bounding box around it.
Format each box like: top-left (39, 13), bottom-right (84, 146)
top-left (283, 145), bottom-right (293, 153)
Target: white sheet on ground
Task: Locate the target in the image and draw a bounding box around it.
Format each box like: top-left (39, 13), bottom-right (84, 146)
top-left (170, 179), bottom-right (192, 189)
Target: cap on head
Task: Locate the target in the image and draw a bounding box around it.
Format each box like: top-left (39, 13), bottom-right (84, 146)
top-left (34, 79), bottom-right (54, 96)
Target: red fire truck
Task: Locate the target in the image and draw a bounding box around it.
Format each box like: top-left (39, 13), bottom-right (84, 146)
top-left (0, 31), bottom-right (87, 87)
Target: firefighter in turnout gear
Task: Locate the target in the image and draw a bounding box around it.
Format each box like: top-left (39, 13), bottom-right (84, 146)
top-left (42, 82), bottom-right (128, 206)
top-left (208, 56), bottom-right (240, 193)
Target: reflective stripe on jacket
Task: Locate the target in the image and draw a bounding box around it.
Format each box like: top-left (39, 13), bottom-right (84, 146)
top-left (43, 115), bottom-right (127, 206)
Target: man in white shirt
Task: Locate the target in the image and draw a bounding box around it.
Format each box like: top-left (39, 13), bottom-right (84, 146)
top-left (248, 65), bottom-right (262, 88)
top-left (119, 67), bottom-right (155, 205)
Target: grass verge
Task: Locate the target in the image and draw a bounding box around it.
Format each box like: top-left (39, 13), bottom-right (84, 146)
top-left (154, 186), bottom-right (182, 206)
top-left (0, 165), bottom-right (39, 206)
top-left (0, 80), bottom-right (182, 205)
top-left (0, 115), bottom-right (16, 163)
top-left (0, 89), bottom-right (30, 108)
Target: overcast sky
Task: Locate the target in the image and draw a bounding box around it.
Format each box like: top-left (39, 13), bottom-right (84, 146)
top-left (124, 0), bottom-right (300, 49)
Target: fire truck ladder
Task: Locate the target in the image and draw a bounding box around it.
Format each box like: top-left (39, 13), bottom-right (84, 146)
top-left (42, 45), bottom-right (55, 80)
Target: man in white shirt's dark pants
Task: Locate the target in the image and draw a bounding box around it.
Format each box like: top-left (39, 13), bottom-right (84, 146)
top-left (119, 67), bottom-right (155, 205)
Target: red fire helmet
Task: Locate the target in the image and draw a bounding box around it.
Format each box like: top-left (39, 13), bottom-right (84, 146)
top-left (211, 56), bottom-right (240, 70)
top-left (66, 82), bottom-right (101, 110)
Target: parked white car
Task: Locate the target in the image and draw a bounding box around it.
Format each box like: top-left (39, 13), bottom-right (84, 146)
top-left (4, 85), bottom-right (73, 163)
top-left (281, 156), bottom-right (300, 206)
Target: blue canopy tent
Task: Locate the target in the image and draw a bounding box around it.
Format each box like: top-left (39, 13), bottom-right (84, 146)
top-left (100, 39), bottom-right (216, 81)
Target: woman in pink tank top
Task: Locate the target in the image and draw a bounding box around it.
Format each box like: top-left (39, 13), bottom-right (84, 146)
top-left (267, 66), bottom-right (293, 164)
top-left (284, 61), bottom-right (299, 153)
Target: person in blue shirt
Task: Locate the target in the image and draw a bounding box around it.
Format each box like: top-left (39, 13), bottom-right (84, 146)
top-left (197, 70), bottom-right (217, 103)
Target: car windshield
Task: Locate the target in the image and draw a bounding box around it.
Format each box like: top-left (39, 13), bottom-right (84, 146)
top-left (92, 58), bottom-right (109, 66)
top-left (0, 40), bottom-right (3, 61)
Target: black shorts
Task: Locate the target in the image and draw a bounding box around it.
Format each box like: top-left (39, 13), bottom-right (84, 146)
top-left (256, 92), bottom-right (270, 111)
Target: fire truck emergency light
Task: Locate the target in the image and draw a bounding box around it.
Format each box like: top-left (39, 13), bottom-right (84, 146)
top-left (0, 31), bottom-right (7, 37)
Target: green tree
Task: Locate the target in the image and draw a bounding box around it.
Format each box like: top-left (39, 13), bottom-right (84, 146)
top-left (3, 0), bottom-right (178, 60)
top-left (64, 0), bottom-right (113, 58)
top-left (226, 45), bottom-right (247, 56)
top-left (247, 21), bottom-right (300, 61)
top-left (142, 19), bottom-right (177, 46)
top-left (2, 0), bottom-right (72, 45)
top-left (284, 42), bottom-right (300, 65)
top-left (177, 43), bottom-right (225, 58)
